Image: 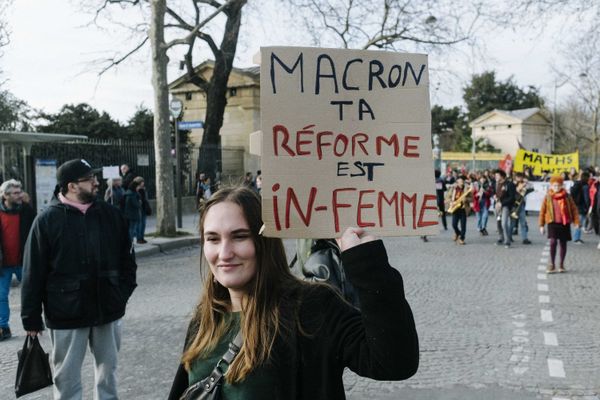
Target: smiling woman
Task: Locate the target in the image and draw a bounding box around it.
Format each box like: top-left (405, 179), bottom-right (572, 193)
top-left (168, 186), bottom-right (420, 400)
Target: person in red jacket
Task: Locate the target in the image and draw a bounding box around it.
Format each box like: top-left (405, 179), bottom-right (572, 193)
top-left (539, 175), bottom-right (579, 273)
top-left (0, 179), bottom-right (35, 341)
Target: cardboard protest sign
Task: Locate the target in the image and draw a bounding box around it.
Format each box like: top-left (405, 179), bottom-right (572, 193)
top-left (514, 149), bottom-right (578, 176)
top-left (102, 166), bottom-right (120, 180)
top-left (260, 46), bottom-right (438, 238)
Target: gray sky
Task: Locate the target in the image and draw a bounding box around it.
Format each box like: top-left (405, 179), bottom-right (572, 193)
top-left (3, 0), bottom-right (572, 123)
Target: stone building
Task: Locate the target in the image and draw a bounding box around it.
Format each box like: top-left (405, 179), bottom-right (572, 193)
top-left (168, 61), bottom-right (261, 178)
top-left (469, 107), bottom-right (552, 155)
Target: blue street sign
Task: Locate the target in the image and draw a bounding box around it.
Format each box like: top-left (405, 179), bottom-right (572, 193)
top-left (177, 120), bottom-right (204, 130)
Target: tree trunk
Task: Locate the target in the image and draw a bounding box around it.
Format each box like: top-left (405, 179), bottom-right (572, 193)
top-left (197, 0), bottom-right (246, 187)
top-left (150, 0), bottom-right (176, 236)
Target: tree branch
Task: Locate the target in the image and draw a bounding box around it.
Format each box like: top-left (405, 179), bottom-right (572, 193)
top-left (98, 36), bottom-right (149, 76)
top-left (164, 0), bottom-right (235, 49)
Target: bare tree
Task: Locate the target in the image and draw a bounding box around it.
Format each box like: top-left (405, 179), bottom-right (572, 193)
top-left (288, 0), bottom-right (484, 51)
top-left (0, 0), bottom-right (13, 79)
top-left (165, 0), bottom-right (246, 186)
top-left (91, 0), bottom-right (241, 236)
top-left (555, 31), bottom-right (600, 166)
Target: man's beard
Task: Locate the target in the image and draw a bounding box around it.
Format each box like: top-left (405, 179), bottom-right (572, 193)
top-left (77, 188), bottom-right (97, 203)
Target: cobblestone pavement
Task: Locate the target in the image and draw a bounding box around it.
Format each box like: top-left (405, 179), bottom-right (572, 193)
top-left (1, 215), bottom-right (599, 399)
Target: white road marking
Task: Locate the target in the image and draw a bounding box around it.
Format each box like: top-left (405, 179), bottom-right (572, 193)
top-left (541, 309), bottom-right (554, 322)
top-left (547, 358), bottom-right (566, 378)
top-left (510, 354), bottom-right (530, 362)
top-left (542, 250), bottom-right (550, 256)
top-left (513, 329), bottom-right (529, 336)
top-left (512, 336), bottom-right (529, 343)
top-left (539, 295), bottom-right (550, 303)
top-left (537, 273), bottom-right (547, 280)
top-left (552, 397), bottom-right (571, 400)
top-left (543, 332), bottom-right (559, 346)
top-left (512, 321), bottom-right (526, 328)
top-left (540, 257), bottom-right (548, 263)
top-left (538, 265), bottom-right (546, 271)
top-left (538, 283), bottom-right (549, 291)
top-left (513, 366), bottom-right (529, 374)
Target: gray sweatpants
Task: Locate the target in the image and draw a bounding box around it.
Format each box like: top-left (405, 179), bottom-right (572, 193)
top-left (49, 320), bottom-right (122, 400)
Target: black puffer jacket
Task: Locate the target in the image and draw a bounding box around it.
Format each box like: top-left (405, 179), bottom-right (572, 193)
top-left (21, 197), bottom-right (137, 331)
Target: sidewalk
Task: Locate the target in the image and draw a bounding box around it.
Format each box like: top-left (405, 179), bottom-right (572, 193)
top-left (133, 212), bottom-right (201, 257)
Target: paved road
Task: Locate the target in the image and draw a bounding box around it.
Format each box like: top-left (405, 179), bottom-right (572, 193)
top-left (1, 215), bottom-right (599, 399)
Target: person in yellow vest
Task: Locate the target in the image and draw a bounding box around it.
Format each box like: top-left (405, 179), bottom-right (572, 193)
top-left (539, 175), bottom-right (579, 274)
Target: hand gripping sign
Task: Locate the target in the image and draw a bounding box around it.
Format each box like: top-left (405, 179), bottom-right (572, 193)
top-left (260, 46), bottom-right (439, 238)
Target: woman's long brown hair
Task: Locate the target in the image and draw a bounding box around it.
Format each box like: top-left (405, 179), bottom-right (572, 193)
top-left (181, 186), bottom-right (304, 383)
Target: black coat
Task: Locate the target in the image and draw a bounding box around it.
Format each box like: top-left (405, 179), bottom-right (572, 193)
top-left (168, 240), bottom-right (419, 400)
top-left (0, 202), bottom-right (36, 266)
top-left (21, 197), bottom-right (137, 331)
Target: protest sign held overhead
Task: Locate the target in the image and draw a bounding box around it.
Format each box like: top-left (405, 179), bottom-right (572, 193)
top-left (260, 46), bottom-right (438, 238)
top-left (513, 149), bottom-right (579, 176)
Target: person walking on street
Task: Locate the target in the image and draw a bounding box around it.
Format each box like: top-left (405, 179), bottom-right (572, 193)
top-left (494, 169), bottom-right (516, 248)
top-left (167, 187), bottom-right (418, 400)
top-left (511, 172), bottom-right (533, 245)
top-left (571, 171), bottom-right (590, 244)
top-left (539, 175), bottom-right (579, 274)
top-left (473, 175), bottom-right (492, 236)
top-left (123, 179), bottom-right (142, 243)
top-left (448, 176), bottom-right (471, 245)
top-left (0, 179), bottom-right (35, 341)
top-left (133, 177), bottom-right (151, 244)
top-left (21, 159), bottom-right (137, 399)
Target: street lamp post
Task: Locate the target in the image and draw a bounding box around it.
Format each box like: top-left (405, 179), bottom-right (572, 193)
top-left (552, 73), bottom-right (587, 154)
top-left (169, 98), bottom-right (183, 229)
top-left (552, 78), bottom-right (569, 154)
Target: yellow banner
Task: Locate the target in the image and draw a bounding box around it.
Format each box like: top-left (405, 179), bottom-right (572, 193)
top-left (513, 149), bottom-right (579, 176)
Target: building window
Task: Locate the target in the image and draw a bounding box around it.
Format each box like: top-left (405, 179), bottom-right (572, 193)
top-left (185, 92), bottom-right (193, 101)
top-left (229, 88), bottom-right (237, 97)
top-left (481, 126), bottom-right (485, 130)
top-left (507, 124), bottom-right (512, 128)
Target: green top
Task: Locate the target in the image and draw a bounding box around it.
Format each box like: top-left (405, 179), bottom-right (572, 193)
top-left (188, 312), bottom-right (277, 400)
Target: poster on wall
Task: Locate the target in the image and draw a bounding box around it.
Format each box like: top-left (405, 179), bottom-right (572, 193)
top-left (35, 159), bottom-right (57, 214)
top-left (260, 46), bottom-right (438, 238)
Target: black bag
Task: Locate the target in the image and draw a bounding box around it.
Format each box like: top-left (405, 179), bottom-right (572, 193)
top-left (179, 332), bottom-right (242, 400)
top-left (300, 239), bottom-right (360, 309)
top-left (143, 201), bottom-right (152, 216)
top-left (15, 335), bottom-right (53, 398)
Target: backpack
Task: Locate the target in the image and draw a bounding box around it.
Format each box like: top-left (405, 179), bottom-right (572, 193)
top-left (291, 239), bottom-right (360, 309)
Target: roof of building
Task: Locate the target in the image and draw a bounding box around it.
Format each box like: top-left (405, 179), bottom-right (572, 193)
top-left (469, 107), bottom-right (550, 127)
top-left (169, 60), bottom-right (259, 90)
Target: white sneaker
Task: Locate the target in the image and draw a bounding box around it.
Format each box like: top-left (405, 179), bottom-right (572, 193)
top-left (597, 242), bottom-right (600, 250)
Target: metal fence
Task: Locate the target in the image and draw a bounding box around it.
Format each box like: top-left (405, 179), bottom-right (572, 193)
top-left (0, 138), bottom-right (198, 200)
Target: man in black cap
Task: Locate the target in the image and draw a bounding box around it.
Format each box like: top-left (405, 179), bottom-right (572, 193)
top-left (21, 159), bottom-right (137, 399)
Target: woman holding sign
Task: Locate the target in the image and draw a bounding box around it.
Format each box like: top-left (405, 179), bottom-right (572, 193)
top-left (539, 176), bottom-right (579, 274)
top-left (168, 186), bottom-right (419, 400)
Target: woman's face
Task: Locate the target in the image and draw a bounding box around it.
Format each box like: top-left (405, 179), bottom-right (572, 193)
top-left (551, 182), bottom-right (562, 192)
top-left (203, 202), bottom-right (257, 295)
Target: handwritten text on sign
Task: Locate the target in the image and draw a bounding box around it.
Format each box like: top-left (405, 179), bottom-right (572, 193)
top-left (513, 149), bottom-right (579, 176)
top-left (260, 47), bottom-right (438, 238)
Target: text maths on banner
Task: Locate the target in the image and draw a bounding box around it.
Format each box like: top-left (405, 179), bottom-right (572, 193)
top-left (513, 149), bottom-right (579, 176)
top-left (260, 46), bottom-right (438, 238)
